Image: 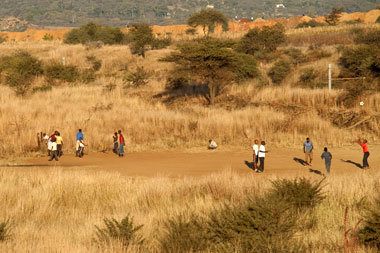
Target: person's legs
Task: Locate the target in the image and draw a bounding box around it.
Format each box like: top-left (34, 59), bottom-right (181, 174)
top-left (258, 157), bottom-right (265, 172)
top-left (113, 143), bottom-right (118, 154)
top-left (119, 143), bottom-right (125, 156)
top-left (54, 151), bottom-right (58, 161)
top-left (325, 161), bottom-right (331, 174)
top-left (48, 150), bottom-right (54, 161)
top-left (363, 152), bottom-right (370, 168)
top-left (76, 141), bottom-right (80, 157)
top-left (309, 152), bottom-right (313, 165)
top-left (57, 144), bottom-right (62, 157)
top-left (253, 155), bottom-right (257, 171)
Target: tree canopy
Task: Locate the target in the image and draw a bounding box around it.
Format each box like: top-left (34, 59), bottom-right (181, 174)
top-left (187, 10), bottom-right (229, 36)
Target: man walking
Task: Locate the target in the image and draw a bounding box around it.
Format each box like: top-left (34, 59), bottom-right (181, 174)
top-left (358, 138), bottom-right (370, 169)
top-left (113, 132), bottom-right (118, 155)
top-left (118, 130), bottom-right (125, 157)
top-left (56, 132), bottom-right (64, 157)
top-left (321, 147), bottom-right (332, 175)
top-left (257, 141), bottom-right (268, 173)
top-left (303, 137), bottom-right (314, 165)
top-left (76, 129), bottom-right (84, 157)
top-left (48, 138), bottom-right (59, 161)
top-left (252, 139), bottom-right (259, 171)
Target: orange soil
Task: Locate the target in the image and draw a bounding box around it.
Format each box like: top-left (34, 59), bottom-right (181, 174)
top-left (22, 146), bottom-right (379, 178)
top-left (0, 9), bottom-right (378, 41)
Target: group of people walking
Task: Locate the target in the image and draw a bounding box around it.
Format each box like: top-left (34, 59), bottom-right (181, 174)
top-left (249, 136), bottom-right (371, 175)
top-left (112, 130), bottom-right (125, 157)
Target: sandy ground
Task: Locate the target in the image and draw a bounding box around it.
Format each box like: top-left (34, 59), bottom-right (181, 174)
top-left (9, 145), bottom-right (378, 178)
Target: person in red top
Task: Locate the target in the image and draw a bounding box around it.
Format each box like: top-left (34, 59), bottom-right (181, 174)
top-left (358, 138), bottom-right (370, 169)
top-left (118, 130), bottom-right (125, 157)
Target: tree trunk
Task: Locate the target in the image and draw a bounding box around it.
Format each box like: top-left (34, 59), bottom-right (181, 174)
top-left (208, 83), bottom-right (217, 105)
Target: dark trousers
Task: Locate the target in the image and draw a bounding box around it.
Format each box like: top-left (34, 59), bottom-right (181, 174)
top-left (113, 142), bottom-right (118, 154)
top-left (57, 144), bottom-right (63, 157)
top-left (49, 151), bottom-right (58, 161)
top-left (363, 152), bottom-right (370, 168)
top-left (258, 157), bottom-right (265, 172)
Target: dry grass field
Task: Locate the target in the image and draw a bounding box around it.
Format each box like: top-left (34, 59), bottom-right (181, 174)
top-left (0, 21), bottom-right (379, 252)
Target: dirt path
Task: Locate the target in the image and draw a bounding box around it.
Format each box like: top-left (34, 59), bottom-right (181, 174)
top-left (20, 146), bottom-right (379, 178)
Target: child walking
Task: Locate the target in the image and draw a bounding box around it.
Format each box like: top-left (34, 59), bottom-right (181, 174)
top-left (321, 147), bottom-right (332, 175)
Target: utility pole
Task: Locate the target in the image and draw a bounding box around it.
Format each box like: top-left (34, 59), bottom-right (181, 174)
top-left (328, 63), bottom-right (332, 91)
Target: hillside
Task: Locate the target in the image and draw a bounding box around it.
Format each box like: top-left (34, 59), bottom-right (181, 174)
top-left (0, 0), bottom-right (379, 27)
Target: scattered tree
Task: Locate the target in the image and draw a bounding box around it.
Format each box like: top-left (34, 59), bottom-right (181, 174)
top-left (325, 8), bottom-right (344, 25)
top-left (187, 10), bottom-right (228, 36)
top-left (128, 23), bottom-right (154, 57)
top-left (162, 41), bottom-right (259, 104)
top-left (236, 24), bottom-right (286, 56)
top-left (268, 59), bottom-right (292, 84)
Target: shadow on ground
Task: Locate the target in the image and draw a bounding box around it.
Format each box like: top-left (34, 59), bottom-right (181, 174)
top-left (244, 160), bottom-right (255, 170)
top-left (293, 157), bottom-right (309, 166)
top-left (309, 168), bottom-right (324, 176)
top-left (341, 159), bottom-right (362, 169)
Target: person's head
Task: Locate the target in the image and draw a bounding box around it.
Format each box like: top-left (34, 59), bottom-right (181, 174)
top-left (57, 132), bottom-right (60, 136)
top-left (54, 130), bottom-right (58, 135)
top-left (324, 147), bottom-right (328, 152)
top-left (254, 139), bottom-right (259, 144)
top-left (114, 132), bottom-right (118, 136)
top-left (79, 129), bottom-right (82, 132)
top-left (42, 132), bottom-right (46, 136)
top-left (261, 141), bottom-right (265, 145)
top-left (364, 139), bottom-right (367, 143)
top-left (209, 139), bottom-right (212, 143)
top-left (306, 137), bottom-right (310, 142)
top-left (118, 130), bottom-right (122, 134)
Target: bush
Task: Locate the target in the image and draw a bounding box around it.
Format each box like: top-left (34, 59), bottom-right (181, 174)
top-left (353, 29), bottom-right (380, 46)
top-left (44, 62), bottom-right (80, 83)
top-left (296, 20), bottom-right (325, 28)
top-left (43, 33), bottom-right (54, 41)
top-left (86, 55), bottom-right (102, 71)
top-left (236, 24), bottom-right (286, 56)
top-left (64, 23), bottom-right (125, 45)
top-left (299, 68), bottom-right (319, 83)
top-left (269, 177), bottom-right (325, 210)
top-left (128, 23), bottom-right (154, 57)
top-left (80, 69), bottom-right (96, 84)
top-left (94, 215), bottom-right (144, 248)
top-left (285, 48), bottom-right (306, 64)
top-left (0, 35), bottom-right (7, 44)
top-left (32, 85), bottom-right (52, 93)
top-left (268, 59), bottom-right (291, 84)
top-left (306, 48), bottom-right (332, 61)
top-left (123, 66), bottom-right (151, 87)
top-left (196, 37), bottom-right (237, 48)
top-left (166, 77), bottom-right (190, 90)
top-left (0, 51), bottom-right (43, 96)
top-left (0, 219), bottom-right (12, 241)
top-left (377, 16), bottom-right (380, 23)
top-left (340, 46), bottom-right (380, 77)
top-left (359, 195), bottom-right (380, 249)
top-left (185, 28), bottom-right (197, 35)
top-left (151, 37), bottom-right (171, 50)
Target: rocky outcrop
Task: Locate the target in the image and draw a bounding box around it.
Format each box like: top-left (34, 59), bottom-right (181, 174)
top-left (0, 17), bottom-right (34, 32)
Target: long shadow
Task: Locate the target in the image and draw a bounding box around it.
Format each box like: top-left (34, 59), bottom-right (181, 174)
top-left (244, 160), bottom-right (255, 171)
top-left (341, 159), bottom-right (362, 169)
top-left (309, 168), bottom-right (324, 176)
top-left (293, 157), bottom-right (309, 166)
top-left (153, 84), bottom-right (210, 104)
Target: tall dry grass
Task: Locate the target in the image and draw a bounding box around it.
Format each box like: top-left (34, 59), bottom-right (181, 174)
top-left (0, 168), bottom-right (378, 252)
top-left (0, 34), bottom-right (379, 156)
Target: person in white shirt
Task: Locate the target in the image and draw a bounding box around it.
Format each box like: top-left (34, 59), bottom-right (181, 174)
top-left (258, 141), bottom-right (268, 173)
top-left (252, 139), bottom-right (259, 171)
top-left (208, 139), bottom-right (218, 150)
top-left (48, 139), bottom-right (58, 161)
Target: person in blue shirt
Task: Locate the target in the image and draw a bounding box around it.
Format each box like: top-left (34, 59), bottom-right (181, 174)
top-left (76, 129), bottom-right (84, 157)
top-left (303, 137), bottom-right (313, 165)
top-left (321, 147), bottom-right (332, 174)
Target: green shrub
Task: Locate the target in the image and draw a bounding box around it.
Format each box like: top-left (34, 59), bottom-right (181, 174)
top-left (43, 33), bottom-right (54, 41)
top-left (306, 48), bottom-right (332, 61)
top-left (128, 23), bottom-right (154, 57)
top-left (269, 177), bottom-right (325, 210)
top-left (185, 28), bottom-right (197, 35)
top-left (299, 68), bottom-right (319, 83)
top-left (196, 37), bottom-right (237, 48)
top-left (236, 24), bottom-right (286, 56)
top-left (325, 7), bottom-right (344, 25)
top-left (160, 215), bottom-right (208, 253)
top-left (359, 195), bottom-right (380, 249)
top-left (340, 46), bottom-right (380, 77)
top-left (64, 23), bottom-right (125, 45)
top-left (44, 62), bottom-right (80, 83)
top-left (86, 55), bottom-right (102, 71)
top-left (166, 77), bottom-right (190, 90)
top-left (268, 59), bottom-right (291, 84)
top-left (0, 51), bottom-right (43, 96)
top-left (296, 20), bottom-right (325, 28)
top-left (0, 219), bottom-right (12, 241)
top-left (151, 37), bottom-right (171, 50)
top-left (32, 85), bottom-right (52, 93)
top-left (285, 48), bottom-right (306, 64)
top-left (94, 215), bottom-right (144, 248)
top-left (123, 66), bottom-right (151, 87)
top-left (353, 29), bottom-right (380, 46)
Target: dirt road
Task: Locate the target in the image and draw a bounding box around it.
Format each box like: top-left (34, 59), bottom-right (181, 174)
top-left (21, 146), bottom-right (379, 178)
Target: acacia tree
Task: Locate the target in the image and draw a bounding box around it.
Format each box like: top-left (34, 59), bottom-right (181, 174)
top-left (187, 10), bottom-right (229, 36)
top-left (325, 7), bottom-right (344, 25)
top-left (162, 41), bottom-right (259, 104)
top-left (128, 23), bottom-right (154, 57)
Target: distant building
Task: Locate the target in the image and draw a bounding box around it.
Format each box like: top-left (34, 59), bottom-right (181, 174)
top-left (276, 4), bottom-right (286, 8)
top-left (206, 5), bottom-right (214, 9)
